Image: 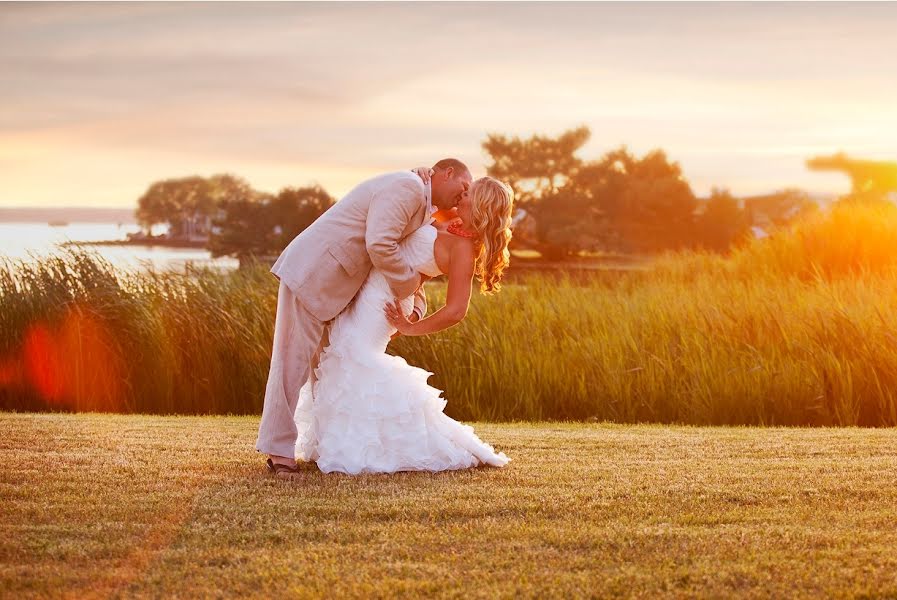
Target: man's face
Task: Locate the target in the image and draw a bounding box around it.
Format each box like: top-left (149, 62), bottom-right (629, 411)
top-left (432, 168), bottom-right (472, 211)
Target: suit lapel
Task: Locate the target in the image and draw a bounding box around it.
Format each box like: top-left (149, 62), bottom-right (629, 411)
top-left (416, 183), bottom-right (432, 228)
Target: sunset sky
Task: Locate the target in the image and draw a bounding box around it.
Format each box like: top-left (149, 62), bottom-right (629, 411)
top-left (2, 2), bottom-right (895, 207)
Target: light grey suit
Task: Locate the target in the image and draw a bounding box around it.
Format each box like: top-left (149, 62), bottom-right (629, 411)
top-left (256, 170), bottom-right (430, 457)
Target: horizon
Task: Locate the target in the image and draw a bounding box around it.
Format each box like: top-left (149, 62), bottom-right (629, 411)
top-left (2, 2), bottom-right (895, 208)
top-left (0, 186), bottom-right (844, 221)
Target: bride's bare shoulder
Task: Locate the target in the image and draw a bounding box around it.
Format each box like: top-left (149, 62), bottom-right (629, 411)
top-left (448, 235), bottom-right (476, 265)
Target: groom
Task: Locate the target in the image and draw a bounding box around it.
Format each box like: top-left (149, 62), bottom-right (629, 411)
top-left (257, 158), bottom-right (473, 477)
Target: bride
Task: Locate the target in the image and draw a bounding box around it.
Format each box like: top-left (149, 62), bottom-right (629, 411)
top-left (293, 175), bottom-right (514, 474)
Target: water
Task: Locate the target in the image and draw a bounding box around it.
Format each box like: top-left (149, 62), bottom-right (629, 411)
top-left (0, 222), bottom-right (240, 271)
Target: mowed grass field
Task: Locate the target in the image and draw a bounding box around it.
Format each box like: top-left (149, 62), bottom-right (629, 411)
top-left (3, 413), bottom-right (897, 598)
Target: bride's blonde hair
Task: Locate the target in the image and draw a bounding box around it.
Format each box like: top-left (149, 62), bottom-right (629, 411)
top-left (468, 177), bottom-right (515, 294)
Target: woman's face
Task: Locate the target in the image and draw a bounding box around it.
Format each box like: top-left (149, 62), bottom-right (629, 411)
top-left (457, 186), bottom-right (474, 226)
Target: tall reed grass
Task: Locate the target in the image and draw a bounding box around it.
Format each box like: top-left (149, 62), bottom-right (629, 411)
top-left (0, 252), bottom-right (275, 414)
top-left (3, 202), bottom-right (897, 425)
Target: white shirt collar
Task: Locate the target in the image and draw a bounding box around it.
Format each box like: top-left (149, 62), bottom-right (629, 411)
top-left (425, 181), bottom-right (435, 214)
top-left (425, 181), bottom-right (437, 223)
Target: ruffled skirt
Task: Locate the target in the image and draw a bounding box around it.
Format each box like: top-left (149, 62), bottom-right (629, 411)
top-left (294, 271), bottom-right (509, 474)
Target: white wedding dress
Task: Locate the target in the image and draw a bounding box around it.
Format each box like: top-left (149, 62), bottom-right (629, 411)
top-left (294, 224), bottom-right (510, 474)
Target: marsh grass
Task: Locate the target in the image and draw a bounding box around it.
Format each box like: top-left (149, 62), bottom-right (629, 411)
top-left (3, 413), bottom-right (897, 598)
top-left (0, 251), bottom-right (275, 415)
top-left (3, 203), bottom-right (897, 425)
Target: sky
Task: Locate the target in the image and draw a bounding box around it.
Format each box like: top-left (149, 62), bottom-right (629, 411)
top-left (1, 1), bottom-right (896, 207)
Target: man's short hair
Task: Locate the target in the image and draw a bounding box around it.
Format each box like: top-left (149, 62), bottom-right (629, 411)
top-left (432, 158), bottom-right (470, 176)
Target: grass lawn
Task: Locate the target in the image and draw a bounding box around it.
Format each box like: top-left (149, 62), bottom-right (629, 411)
top-left (2, 413), bottom-right (897, 598)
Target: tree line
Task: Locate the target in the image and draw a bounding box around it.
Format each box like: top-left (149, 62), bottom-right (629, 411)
top-left (136, 174), bottom-right (334, 262)
top-left (484, 126), bottom-right (819, 259)
top-left (135, 127), bottom-right (896, 263)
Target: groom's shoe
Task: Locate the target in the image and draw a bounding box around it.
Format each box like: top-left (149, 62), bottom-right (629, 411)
top-left (266, 458), bottom-right (303, 481)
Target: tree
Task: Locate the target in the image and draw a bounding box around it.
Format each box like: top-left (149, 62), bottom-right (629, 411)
top-left (209, 185), bottom-right (335, 264)
top-left (136, 173), bottom-right (263, 241)
top-left (207, 174), bottom-right (258, 207)
top-left (569, 146), bottom-right (698, 253)
top-left (530, 187), bottom-right (607, 260)
top-left (695, 188), bottom-right (751, 253)
top-left (269, 185), bottom-right (335, 250)
top-left (483, 126), bottom-right (596, 259)
top-left (208, 194), bottom-right (276, 263)
top-left (481, 127), bottom-right (701, 257)
top-left (807, 153), bottom-right (897, 197)
top-left (136, 179), bottom-right (182, 235)
top-left (483, 126), bottom-right (590, 206)
top-left (136, 175), bottom-right (220, 238)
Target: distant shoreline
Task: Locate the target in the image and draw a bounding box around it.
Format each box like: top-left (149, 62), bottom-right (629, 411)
top-left (0, 207), bottom-right (136, 224)
top-left (62, 238), bottom-right (207, 249)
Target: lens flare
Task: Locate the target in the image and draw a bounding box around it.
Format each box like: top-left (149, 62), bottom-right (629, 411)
top-left (23, 323), bottom-right (65, 404)
top-left (0, 358), bottom-right (21, 387)
top-left (20, 307), bottom-right (125, 411)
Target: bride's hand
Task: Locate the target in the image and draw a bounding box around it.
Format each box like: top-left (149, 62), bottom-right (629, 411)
top-left (384, 299), bottom-right (416, 336)
top-left (389, 308), bottom-right (419, 340)
top-left (411, 166), bottom-right (434, 185)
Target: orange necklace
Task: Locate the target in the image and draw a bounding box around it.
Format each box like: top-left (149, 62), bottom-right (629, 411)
top-left (447, 221), bottom-right (477, 239)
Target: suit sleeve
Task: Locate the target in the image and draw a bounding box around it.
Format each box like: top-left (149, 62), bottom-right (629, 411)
top-left (365, 179), bottom-right (424, 300)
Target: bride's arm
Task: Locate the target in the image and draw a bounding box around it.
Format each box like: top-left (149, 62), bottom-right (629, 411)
top-left (384, 241), bottom-right (475, 336)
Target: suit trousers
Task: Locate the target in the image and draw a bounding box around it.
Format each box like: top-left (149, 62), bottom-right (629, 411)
top-left (255, 281), bottom-right (328, 458)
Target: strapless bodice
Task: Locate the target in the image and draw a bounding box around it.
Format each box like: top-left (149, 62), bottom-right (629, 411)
top-left (400, 224), bottom-right (441, 277)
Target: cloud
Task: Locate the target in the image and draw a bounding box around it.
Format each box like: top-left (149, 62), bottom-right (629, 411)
top-left (0, 2), bottom-right (895, 205)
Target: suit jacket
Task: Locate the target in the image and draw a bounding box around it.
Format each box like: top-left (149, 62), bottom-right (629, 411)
top-left (271, 170), bottom-right (430, 322)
